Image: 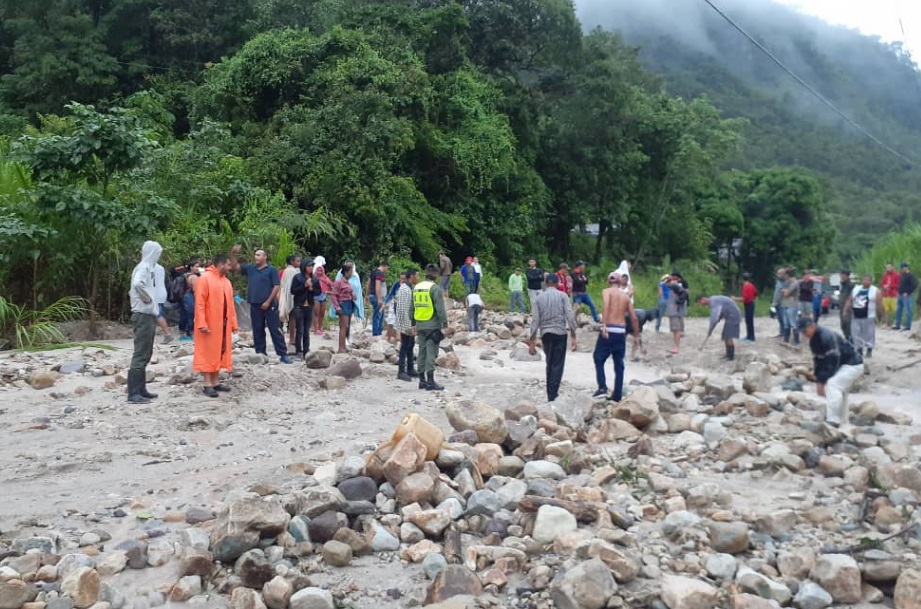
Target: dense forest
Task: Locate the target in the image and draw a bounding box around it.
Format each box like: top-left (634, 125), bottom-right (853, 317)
top-left (0, 0), bottom-right (899, 317)
top-left (579, 0), bottom-right (921, 259)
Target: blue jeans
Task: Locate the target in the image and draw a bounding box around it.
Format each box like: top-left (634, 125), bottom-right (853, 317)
top-left (509, 291), bottom-right (525, 313)
top-left (467, 305), bottom-right (482, 331)
top-left (656, 298), bottom-right (667, 331)
top-left (180, 291), bottom-right (195, 335)
top-left (369, 295), bottom-right (384, 336)
top-left (250, 303), bottom-right (287, 357)
top-left (776, 305), bottom-right (787, 335)
top-left (593, 332), bottom-right (626, 401)
top-left (573, 293), bottom-right (599, 322)
top-left (783, 306), bottom-right (800, 344)
top-left (895, 294), bottom-right (914, 329)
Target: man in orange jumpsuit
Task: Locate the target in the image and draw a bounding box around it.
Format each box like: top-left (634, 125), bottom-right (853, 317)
top-left (194, 251), bottom-right (239, 398)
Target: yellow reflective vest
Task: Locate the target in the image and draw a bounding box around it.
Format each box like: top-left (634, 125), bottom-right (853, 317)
top-left (413, 281), bottom-right (435, 321)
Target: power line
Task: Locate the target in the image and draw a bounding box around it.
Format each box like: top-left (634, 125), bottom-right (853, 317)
top-left (700, 0), bottom-right (918, 168)
top-left (894, 0), bottom-right (921, 105)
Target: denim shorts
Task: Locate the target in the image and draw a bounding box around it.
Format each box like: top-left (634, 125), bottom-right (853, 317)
top-left (339, 300), bottom-right (355, 317)
top-left (157, 303), bottom-right (165, 318)
top-left (315, 293), bottom-right (327, 302)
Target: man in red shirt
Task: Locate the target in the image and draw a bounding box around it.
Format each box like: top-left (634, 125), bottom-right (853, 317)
top-left (734, 273), bottom-right (758, 342)
top-left (555, 263), bottom-right (572, 298)
top-left (880, 263), bottom-right (900, 326)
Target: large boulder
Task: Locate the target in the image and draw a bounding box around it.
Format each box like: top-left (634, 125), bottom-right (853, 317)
top-left (328, 359), bottom-right (362, 380)
top-left (211, 491), bottom-right (291, 563)
top-left (809, 554), bottom-right (861, 604)
top-left (305, 350), bottom-right (333, 369)
top-left (611, 386), bottom-right (659, 429)
top-left (895, 569), bottom-right (921, 609)
top-left (424, 566), bottom-right (483, 605)
top-left (446, 400), bottom-right (508, 444)
top-left (876, 463), bottom-right (921, 492)
top-left (743, 362), bottom-right (773, 394)
top-left (660, 575), bottom-right (719, 609)
top-left (550, 558), bottom-right (617, 609)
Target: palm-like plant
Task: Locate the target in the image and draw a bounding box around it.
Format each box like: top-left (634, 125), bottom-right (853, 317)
top-left (0, 296), bottom-right (89, 350)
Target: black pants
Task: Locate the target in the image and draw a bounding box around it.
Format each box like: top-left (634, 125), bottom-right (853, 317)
top-left (293, 306), bottom-right (313, 354)
top-left (744, 302), bottom-right (755, 341)
top-left (399, 332), bottom-right (415, 373)
top-left (542, 333), bottom-right (568, 402)
top-left (250, 303), bottom-right (287, 357)
top-left (593, 332), bottom-right (626, 401)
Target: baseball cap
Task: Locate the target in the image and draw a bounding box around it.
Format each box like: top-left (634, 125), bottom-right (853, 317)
top-left (902, 262), bottom-right (910, 268)
top-left (608, 271), bottom-right (621, 282)
top-left (546, 274), bottom-right (560, 284)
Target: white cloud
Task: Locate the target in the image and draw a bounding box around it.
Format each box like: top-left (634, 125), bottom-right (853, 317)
top-left (775, 0), bottom-right (921, 61)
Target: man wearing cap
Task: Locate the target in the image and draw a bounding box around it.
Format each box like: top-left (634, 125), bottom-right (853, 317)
top-left (838, 270), bottom-right (854, 341)
top-left (529, 274), bottom-right (578, 402)
top-left (571, 261), bottom-right (599, 323)
top-left (893, 263), bottom-right (918, 331)
top-left (799, 317), bottom-right (863, 428)
top-left (696, 294), bottom-right (742, 361)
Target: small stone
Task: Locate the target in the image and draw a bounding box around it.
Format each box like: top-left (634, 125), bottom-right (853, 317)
top-left (533, 505), bottom-right (578, 544)
top-left (810, 554), bottom-right (861, 604)
top-left (425, 565), bottom-right (483, 605)
top-left (287, 515), bottom-right (311, 543)
top-left (735, 568), bottom-right (792, 605)
top-left (423, 553), bottom-right (448, 580)
top-left (61, 567), bottom-right (100, 609)
top-left (307, 511), bottom-right (347, 544)
top-left (793, 581), bottom-right (833, 609)
top-left (262, 576), bottom-right (293, 609)
top-left (446, 400), bottom-right (508, 444)
top-left (369, 522), bottom-right (400, 552)
top-left (402, 540), bottom-right (442, 563)
top-left (328, 359), bottom-right (362, 379)
top-left (395, 472), bottom-right (435, 505)
top-left (179, 551), bottom-right (213, 578)
top-left (0, 581), bottom-right (38, 609)
top-left (289, 587), bottom-right (335, 609)
top-left (550, 558), bottom-right (616, 609)
top-left (168, 576), bottom-right (202, 602)
top-left (229, 587), bottom-right (268, 609)
top-left (114, 540), bottom-right (147, 569)
top-left (523, 460), bottom-right (566, 480)
top-left (410, 509), bottom-right (452, 537)
top-left (185, 507), bottom-right (215, 524)
top-left (382, 433), bottom-right (427, 487)
top-left (337, 476), bottom-right (378, 502)
top-left (660, 575), bottom-right (718, 609)
top-left (465, 490), bottom-right (500, 517)
top-left (895, 569), bottom-right (921, 609)
top-left (305, 350), bottom-right (333, 369)
top-left (321, 540), bottom-right (352, 567)
top-left (708, 522), bottom-right (750, 555)
top-left (234, 549), bottom-right (274, 590)
top-left (706, 553), bottom-right (739, 581)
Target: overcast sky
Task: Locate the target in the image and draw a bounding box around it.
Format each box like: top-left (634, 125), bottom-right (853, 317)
top-left (774, 0), bottom-right (921, 59)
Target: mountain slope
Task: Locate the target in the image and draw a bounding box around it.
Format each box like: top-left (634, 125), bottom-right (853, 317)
top-left (577, 0), bottom-right (921, 259)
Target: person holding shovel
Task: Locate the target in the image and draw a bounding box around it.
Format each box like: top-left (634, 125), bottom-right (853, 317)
top-left (696, 294), bottom-right (742, 361)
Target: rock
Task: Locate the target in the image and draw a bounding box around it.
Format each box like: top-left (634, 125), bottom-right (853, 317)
top-left (262, 576), bottom-right (293, 609)
top-left (382, 433), bottom-right (427, 487)
top-left (497, 479), bottom-right (528, 510)
top-left (146, 536), bottom-right (174, 567)
top-left (0, 581), bottom-right (38, 609)
top-left (29, 371), bottom-right (60, 390)
top-left (498, 455), bottom-right (526, 477)
top-left (57, 554), bottom-right (96, 580)
top-left (12, 537), bottom-right (54, 555)
top-left (285, 486), bottom-right (347, 518)
top-left (287, 515), bottom-right (311, 543)
top-left (702, 421), bottom-right (726, 446)
top-left (61, 567), bottom-right (100, 609)
top-left (211, 492), bottom-right (290, 562)
top-left (533, 505), bottom-right (578, 544)
top-left (757, 509), bottom-right (797, 537)
top-left (425, 566), bottom-right (483, 605)
top-left (660, 575), bottom-right (719, 609)
top-left (446, 400), bottom-right (508, 444)
top-left (523, 460), bottom-right (566, 480)
top-left (611, 386), bottom-right (659, 429)
top-left (369, 522), bottom-right (400, 552)
top-left (862, 559), bottom-right (902, 583)
top-left (549, 558), bottom-right (616, 609)
top-left (423, 553), bottom-right (449, 580)
top-left (185, 506), bottom-right (215, 524)
top-left (662, 511), bottom-right (702, 538)
top-left (817, 455), bottom-right (847, 477)
top-left (332, 528), bottom-right (371, 557)
top-left (319, 375), bottom-right (347, 390)
top-left (735, 568), bottom-right (792, 605)
top-left (876, 463), bottom-right (921, 492)
top-left (307, 511), bottom-right (347, 544)
top-left (809, 554), bottom-right (861, 604)
top-left (778, 550), bottom-right (815, 579)
top-left (793, 581), bottom-right (833, 609)
top-left (322, 540), bottom-right (352, 567)
top-left (584, 541), bottom-right (638, 583)
top-left (510, 346), bottom-right (541, 362)
top-left (289, 587), bottom-right (334, 609)
top-left (114, 540), bottom-right (147, 570)
top-left (179, 551), bottom-right (213, 578)
top-left (465, 490), bottom-right (500, 517)
top-left (229, 587), bottom-right (268, 609)
top-left (337, 476), bottom-right (378, 502)
top-left (708, 522), bottom-right (750, 555)
top-left (234, 549), bottom-right (274, 590)
top-left (305, 350), bottom-right (333, 369)
top-left (168, 575), bottom-right (202, 602)
top-left (411, 509), bottom-right (452, 537)
top-left (403, 540), bottom-right (442, 563)
top-left (895, 569), bottom-right (921, 609)
top-left (328, 359), bottom-right (362, 379)
top-left (743, 362), bottom-right (772, 393)
top-left (706, 553), bottom-right (739, 581)
top-left (396, 472), bottom-right (435, 505)
top-left (551, 400), bottom-right (588, 430)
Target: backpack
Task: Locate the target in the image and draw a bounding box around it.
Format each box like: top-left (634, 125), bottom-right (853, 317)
top-left (167, 273), bottom-right (188, 304)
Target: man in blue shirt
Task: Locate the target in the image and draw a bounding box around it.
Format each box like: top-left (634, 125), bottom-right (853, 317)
top-left (230, 246), bottom-right (293, 364)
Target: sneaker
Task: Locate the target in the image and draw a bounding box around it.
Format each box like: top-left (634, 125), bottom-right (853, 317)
top-left (592, 388), bottom-right (607, 398)
top-left (214, 384), bottom-right (232, 392)
top-left (397, 372), bottom-right (413, 382)
top-left (179, 335), bottom-right (192, 342)
top-left (892, 326), bottom-right (901, 330)
top-left (162, 335), bottom-right (173, 344)
top-left (202, 386), bottom-right (219, 398)
top-left (280, 356), bottom-right (293, 364)
top-left (127, 394), bottom-right (151, 404)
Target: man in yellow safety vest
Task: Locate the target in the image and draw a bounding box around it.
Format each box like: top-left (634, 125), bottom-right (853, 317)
top-left (413, 263), bottom-right (449, 390)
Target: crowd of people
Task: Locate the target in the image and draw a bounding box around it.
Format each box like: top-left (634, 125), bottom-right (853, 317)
top-left (125, 243), bottom-right (916, 431)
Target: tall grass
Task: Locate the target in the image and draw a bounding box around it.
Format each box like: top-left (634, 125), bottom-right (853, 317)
top-left (0, 296), bottom-right (89, 350)
top-left (853, 224), bottom-right (921, 280)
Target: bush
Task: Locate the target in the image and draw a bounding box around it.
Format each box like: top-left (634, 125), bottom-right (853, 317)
top-left (853, 224), bottom-right (921, 280)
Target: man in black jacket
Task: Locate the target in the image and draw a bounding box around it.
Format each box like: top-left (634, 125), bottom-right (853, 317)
top-left (799, 317), bottom-right (864, 428)
top-left (893, 262), bottom-right (919, 331)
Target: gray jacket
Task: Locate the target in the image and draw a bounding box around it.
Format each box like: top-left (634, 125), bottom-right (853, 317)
top-left (130, 241), bottom-right (162, 316)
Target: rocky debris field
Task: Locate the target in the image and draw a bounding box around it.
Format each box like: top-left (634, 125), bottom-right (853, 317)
top-left (1, 308), bottom-right (921, 609)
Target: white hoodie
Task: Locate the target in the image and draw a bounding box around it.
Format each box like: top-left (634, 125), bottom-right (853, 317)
top-left (130, 241), bottom-right (162, 316)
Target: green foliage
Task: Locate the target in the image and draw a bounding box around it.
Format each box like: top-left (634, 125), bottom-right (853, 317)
top-left (853, 224), bottom-right (921, 279)
top-left (0, 295), bottom-right (89, 350)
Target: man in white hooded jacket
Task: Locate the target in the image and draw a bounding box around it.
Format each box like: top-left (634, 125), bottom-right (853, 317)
top-left (128, 241), bottom-right (163, 404)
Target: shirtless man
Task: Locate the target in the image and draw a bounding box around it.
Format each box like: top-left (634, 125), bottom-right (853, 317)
top-left (593, 271), bottom-right (639, 402)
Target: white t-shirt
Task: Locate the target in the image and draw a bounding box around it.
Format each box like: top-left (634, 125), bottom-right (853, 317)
top-left (153, 264), bottom-right (168, 305)
top-left (466, 293), bottom-right (483, 308)
top-left (850, 285), bottom-right (879, 319)
top-left (472, 262), bottom-right (482, 274)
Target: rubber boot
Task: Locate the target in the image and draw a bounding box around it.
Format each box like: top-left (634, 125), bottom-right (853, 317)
top-left (139, 372), bottom-right (158, 399)
top-left (418, 372), bottom-right (430, 390)
top-left (397, 365), bottom-right (412, 382)
top-left (783, 329), bottom-right (790, 344)
top-left (866, 348), bottom-right (873, 358)
top-left (725, 344), bottom-right (735, 361)
top-left (127, 370), bottom-right (150, 404)
top-left (426, 371), bottom-right (444, 391)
